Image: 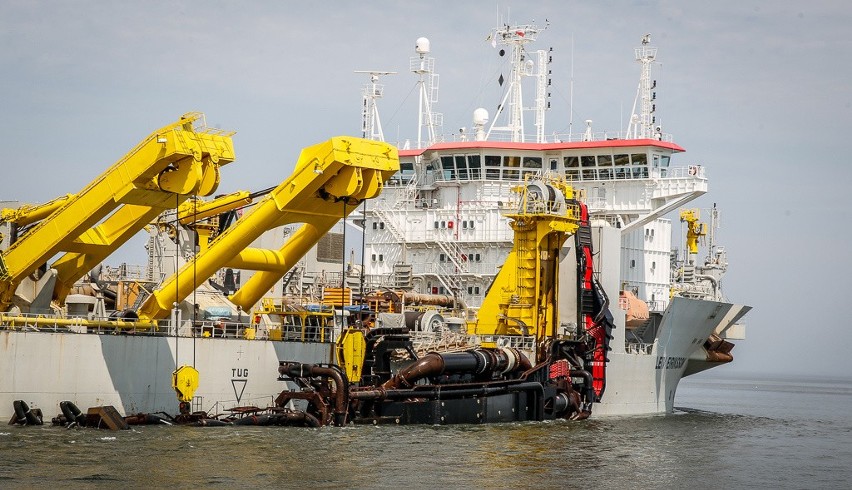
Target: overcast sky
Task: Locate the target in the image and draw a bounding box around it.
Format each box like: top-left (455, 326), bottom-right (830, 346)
top-left (1, 1), bottom-right (849, 377)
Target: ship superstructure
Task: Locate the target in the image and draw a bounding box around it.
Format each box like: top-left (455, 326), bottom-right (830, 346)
top-left (360, 25), bottom-right (750, 414)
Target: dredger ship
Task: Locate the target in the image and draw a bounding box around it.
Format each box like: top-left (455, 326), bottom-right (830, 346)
top-left (1, 23), bottom-right (749, 424)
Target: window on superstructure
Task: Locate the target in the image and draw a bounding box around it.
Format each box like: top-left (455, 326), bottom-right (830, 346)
top-left (564, 156), bottom-right (580, 181)
top-left (485, 155), bottom-right (501, 180)
top-left (372, 222), bottom-right (378, 230)
top-left (631, 153), bottom-right (647, 166)
top-left (614, 154), bottom-right (630, 179)
top-left (468, 155), bottom-right (482, 179)
top-left (400, 161), bottom-right (415, 184)
top-left (440, 156), bottom-right (455, 180)
top-left (550, 159), bottom-right (559, 170)
top-left (523, 156), bottom-right (542, 169)
top-left (631, 154), bottom-right (648, 178)
top-left (505, 156), bottom-right (521, 168)
top-left (580, 156), bottom-right (596, 180)
top-left (455, 155), bottom-right (468, 180)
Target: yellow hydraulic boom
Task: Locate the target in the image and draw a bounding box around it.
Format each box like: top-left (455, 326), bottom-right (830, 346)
top-left (0, 113), bottom-right (235, 312)
top-left (0, 194), bottom-right (74, 228)
top-left (136, 136), bottom-right (398, 322)
top-left (468, 178), bottom-right (580, 347)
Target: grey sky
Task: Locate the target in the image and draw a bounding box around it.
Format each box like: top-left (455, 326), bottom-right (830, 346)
top-left (1, 1), bottom-right (849, 377)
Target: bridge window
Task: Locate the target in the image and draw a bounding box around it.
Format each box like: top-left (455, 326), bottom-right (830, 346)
top-left (630, 153), bottom-right (648, 166)
top-left (468, 155), bottom-right (481, 179)
top-left (484, 155), bottom-right (501, 166)
top-left (455, 155), bottom-right (468, 180)
top-left (523, 156), bottom-right (542, 169)
top-left (564, 156), bottom-right (580, 181)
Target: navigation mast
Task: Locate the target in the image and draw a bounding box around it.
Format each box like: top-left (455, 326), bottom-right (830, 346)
top-left (486, 21), bottom-right (550, 143)
top-left (355, 70), bottom-right (396, 142)
top-left (627, 34), bottom-right (660, 140)
top-left (412, 38), bottom-right (442, 148)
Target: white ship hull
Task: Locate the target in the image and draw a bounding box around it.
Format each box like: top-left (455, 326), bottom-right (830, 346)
top-left (1, 330), bottom-right (333, 421)
top-left (1, 295), bottom-right (747, 421)
top-left (597, 296), bottom-right (750, 415)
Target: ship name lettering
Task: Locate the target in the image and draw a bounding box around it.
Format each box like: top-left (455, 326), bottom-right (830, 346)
top-left (655, 356), bottom-right (686, 370)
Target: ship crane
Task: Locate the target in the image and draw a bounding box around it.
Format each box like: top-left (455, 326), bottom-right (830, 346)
top-left (0, 113), bottom-right (235, 314)
top-left (136, 137), bottom-right (399, 322)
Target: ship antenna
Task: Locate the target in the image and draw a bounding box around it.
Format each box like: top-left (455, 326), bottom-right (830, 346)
top-left (569, 34), bottom-right (574, 138)
top-left (626, 33), bottom-right (659, 140)
top-left (355, 70), bottom-right (396, 141)
top-left (412, 38), bottom-right (442, 148)
top-left (485, 20), bottom-right (549, 143)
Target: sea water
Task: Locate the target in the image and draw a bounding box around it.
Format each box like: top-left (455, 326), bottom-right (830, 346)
top-left (1, 373), bottom-right (850, 489)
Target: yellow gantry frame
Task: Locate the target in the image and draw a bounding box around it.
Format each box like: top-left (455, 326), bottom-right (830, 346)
top-left (0, 113), bottom-right (235, 311)
top-left (469, 179), bottom-right (580, 347)
top-left (136, 136), bottom-right (399, 322)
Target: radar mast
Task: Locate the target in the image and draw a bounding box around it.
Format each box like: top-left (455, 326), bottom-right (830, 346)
top-left (355, 70), bottom-right (396, 142)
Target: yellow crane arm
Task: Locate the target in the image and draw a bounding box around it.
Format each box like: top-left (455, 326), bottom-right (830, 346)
top-left (0, 194), bottom-right (75, 227)
top-left (20, 114), bottom-right (236, 307)
top-left (136, 136), bottom-right (398, 322)
top-left (176, 191), bottom-right (252, 226)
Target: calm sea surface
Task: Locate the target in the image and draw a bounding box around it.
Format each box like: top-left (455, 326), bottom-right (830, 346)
top-left (2, 373), bottom-right (850, 489)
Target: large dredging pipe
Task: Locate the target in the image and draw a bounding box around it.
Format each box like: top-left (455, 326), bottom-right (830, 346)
top-left (279, 362), bottom-right (349, 426)
top-left (381, 347), bottom-right (532, 390)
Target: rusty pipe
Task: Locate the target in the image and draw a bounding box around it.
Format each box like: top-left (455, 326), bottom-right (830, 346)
top-left (279, 362), bottom-right (348, 426)
top-left (569, 369), bottom-right (595, 418)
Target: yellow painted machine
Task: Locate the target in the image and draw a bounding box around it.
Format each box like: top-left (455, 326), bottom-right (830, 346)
top-left (0, 113), bottom-right (235, 313)
top-left (136, 136), bottom-right (399, 322)
top-left (468, 179), bottom-right (580, 353)
top-left (679, 208), bottom-right (707, 257)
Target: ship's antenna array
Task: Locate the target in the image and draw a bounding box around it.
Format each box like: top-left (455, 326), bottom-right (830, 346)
top-left (411, 38), bottom-right (442, 148)
top-left (626, 34), bottom-right (660, 140)
top-left (355, 70), bottom-right (396, 142)
top-left (485, 20), bottom-right (551, 143)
